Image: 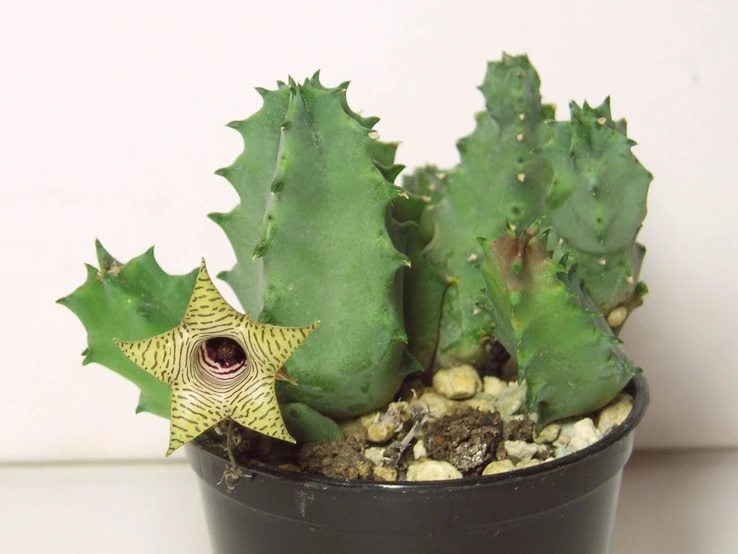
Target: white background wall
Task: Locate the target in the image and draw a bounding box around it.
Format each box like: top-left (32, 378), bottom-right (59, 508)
top-left (1, 0), bottom-right (736, 461)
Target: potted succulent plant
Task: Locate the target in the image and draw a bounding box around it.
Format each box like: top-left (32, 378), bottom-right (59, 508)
top-left (59, 53), bottom-right (650, 553)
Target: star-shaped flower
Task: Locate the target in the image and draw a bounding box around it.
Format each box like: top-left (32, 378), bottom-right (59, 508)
top-left (114, 260), bottom-right (318, 456)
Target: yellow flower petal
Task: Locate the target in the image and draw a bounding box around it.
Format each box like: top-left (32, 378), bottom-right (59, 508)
top-left (115, 260), bottom-right (318, 456)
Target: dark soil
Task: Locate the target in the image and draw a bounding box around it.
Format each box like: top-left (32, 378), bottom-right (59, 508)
top-left (290, 406), bottom-right (510, 480)
top-left (199, 403), bottom-right (534, 481)
top-left (199, 405), bottom-right (556, 482)
top-left (297, 435), bottom-right (373, 480)
top-left (494, 440), bottom-right (508, 461)
top-left (423, 408), bottom-right (503, 475)
top-left (477, 338), bottom-right (511, 378)
top-left (503, 418), bottom-right (534, 441)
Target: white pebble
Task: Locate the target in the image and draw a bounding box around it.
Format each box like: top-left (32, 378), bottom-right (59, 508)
top-left (406, 461), bottom-right (463, 481)
top-left (463, 398), bottom-right (493, 412)
top-left (432, 365), bottom-right (482, 400)
top-left (373, 466), bottom-right (398, 481)
top-left (555, 431), bottom-right (571, 446)
top-left (534, 423), bottom-right (561, 444)
top-left (516, 459), bottom-right (542, 469)
top-left (504, 440), bottom-right (538, 463)
top-left (483, 376), bottom-right (508, 397)
top-left (482, 459), bottom-right (516, 475)
top-left (554, 444), bottom-right (574, 458)
top-left (364, 447), bottom-right (386, 465)
top-left (412, 441), bottom-right (428, 460)
top-left (597, 395), bottom-right (634, 435)
top-left (569, 418), bottom-right (603, 451)
top-left (416, 390), bottom-right (453, 418)
top-left (494, 380), bottom-right (528, 419)
top-left (553, 430), bottom-right (573, 458)
top-left (367, 421), bottom-right (395, 444)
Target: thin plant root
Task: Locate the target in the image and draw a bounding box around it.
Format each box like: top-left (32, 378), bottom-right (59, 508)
top-left (217, 419), bottom-right (251, 493)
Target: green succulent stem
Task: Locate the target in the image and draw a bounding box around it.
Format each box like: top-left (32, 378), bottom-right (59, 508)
top-left (404, 56), bottom-right (651, 372)
top-left (250, 76), bottom-right (415, 418)
top-left (405, 54), bottom-right (555, 369)
top-left (57, 242), bottom-right (198, 417)
top-left (480, 229), bottom-right (639, 426)
top-left (538, 99), bottom-right (651, 318)
top-left (209, 85), bottom-right (291, 314)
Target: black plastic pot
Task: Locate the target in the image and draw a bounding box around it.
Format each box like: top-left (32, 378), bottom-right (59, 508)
top-left (186, 375), bottom-right (648, 554)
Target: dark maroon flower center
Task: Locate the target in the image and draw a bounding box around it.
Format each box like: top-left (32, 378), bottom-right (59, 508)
top-left (204, 337), bottom-right (246, 369)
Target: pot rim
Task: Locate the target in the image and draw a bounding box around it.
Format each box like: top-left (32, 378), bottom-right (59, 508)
top-left (191, 373), bottom-right (649, 491)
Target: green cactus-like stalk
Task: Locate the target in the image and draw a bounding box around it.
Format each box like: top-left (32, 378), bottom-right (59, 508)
top-left (405, 59), bottom-right (651, 370)
top-left (57, 242), bottom-right (198, 417)
top-left (538, 99), bottom-right (651, 320)
top-left (480, 230), bottom-right (639, 426)
top-left (209, 86), bottom-right (291, 314)
top-left (400, 166), bottom-right (448, 371)
top-left (252, 76), bottom-right (414, 418)
top-left (406, 54), bottom-right (555, 368)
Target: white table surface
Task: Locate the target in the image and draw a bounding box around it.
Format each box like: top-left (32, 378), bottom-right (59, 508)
top-left (1, 450), bottom-right (736, 553)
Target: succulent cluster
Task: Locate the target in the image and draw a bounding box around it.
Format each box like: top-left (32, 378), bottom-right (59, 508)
top-left (403, 54), bottom-right (650, 426)
top-left (59, 54), bottom-right (650, 454)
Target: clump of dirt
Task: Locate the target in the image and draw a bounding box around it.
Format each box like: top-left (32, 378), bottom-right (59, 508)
top-left (503, 418), bottom-right (534, 441)
top-left (423, 408), bottom-right (503, 475)
top-left (297, 435), bottom-right (373, 480)
top-left (494, 441), bottom-right (508, 461)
